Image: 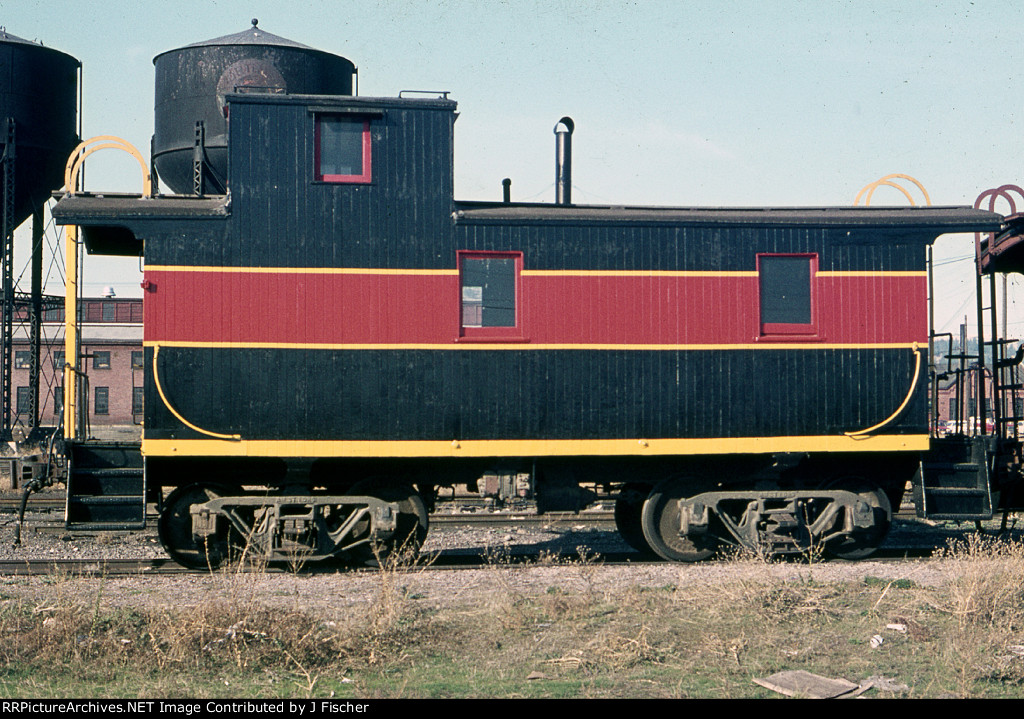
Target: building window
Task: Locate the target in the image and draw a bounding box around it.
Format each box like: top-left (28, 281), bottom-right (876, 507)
top-left (458, 251), bottom-right (523, 340)
top-left (52, 350), bottom-right (65, 370)
top-left (131, 350), bottom-right (144, 369)
top-left (758, 254), bottom-right (817, 336)
top-left (102, 303), bottom-right (116, 322)
top-left (16, 386), bottom-right (31, 416)
top-left (132, 386), bottom-right (144, 415)
top-left (14, 351), bottom-right (30, 369)
top-left (44, 307), bottom-right (64, 322)
top-left (92, 351), bottom-right (111, 370)
top-left (314, 115), bottom-right (371, 183)
top-left (94, 387), bottom-right (109, 415)
top-left (54, 386), bottom-right (62, 416)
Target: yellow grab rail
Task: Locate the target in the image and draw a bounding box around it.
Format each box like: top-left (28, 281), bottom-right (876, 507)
top-left (62, 135), bottom-right (152, 438)
top-left (854, 174), bottom-right (931, 207)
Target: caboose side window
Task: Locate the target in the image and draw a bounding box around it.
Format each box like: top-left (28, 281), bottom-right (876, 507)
top-left (758, 254), bottom-right (817, 336)
top-left (458, 251), bottom-right (524, 340)
top-left (314, 116), bottom-right (371, 183)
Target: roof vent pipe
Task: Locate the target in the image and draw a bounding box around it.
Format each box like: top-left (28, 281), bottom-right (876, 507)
top-left (554, 116), bottom-right (574, 205)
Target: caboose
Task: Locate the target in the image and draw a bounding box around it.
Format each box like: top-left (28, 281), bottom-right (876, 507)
top-left (45, 24), bottom-right (1024, 566)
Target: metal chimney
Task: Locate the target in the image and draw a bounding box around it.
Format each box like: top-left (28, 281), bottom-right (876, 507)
top-left (554, 116), bottom-right (574, 205)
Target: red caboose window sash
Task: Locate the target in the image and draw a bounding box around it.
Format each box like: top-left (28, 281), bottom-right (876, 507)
top-left (314, 116), bottom-right (372, 184)
top-left (758, 253), bottom-right (820, 340)
top-left (457, 250), bottom-right (526, 342)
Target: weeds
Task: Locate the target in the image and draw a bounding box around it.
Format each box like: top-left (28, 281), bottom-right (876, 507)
top-left (937, 534), bottom-right (1024, 629)
top-left (480, 543), bottom-right (530, 629)
top-left (931, 534), bottom-right (1024, 696)
top-left (8, 534), bottom-right (1024, 697)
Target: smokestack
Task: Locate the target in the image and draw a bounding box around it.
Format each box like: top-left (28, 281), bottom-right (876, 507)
top-left (554, 116), bottom-right (574, 205)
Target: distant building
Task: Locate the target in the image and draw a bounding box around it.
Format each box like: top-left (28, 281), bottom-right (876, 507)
top-left (10, 298), bottom-right (142, 437)
top-left (932, 363), bottom-right (1024, 436)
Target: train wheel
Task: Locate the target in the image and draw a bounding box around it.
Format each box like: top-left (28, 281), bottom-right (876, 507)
top-left (614, 484), bottom-right (654, 554)
top-left (159, 484), bottom-right (244, 570)
top-left (346, 481), bottom-right (428, 567)
top-left (823, 478), bottom-right (891, 560)
top-left (641, 477), bottom-right (718, 562)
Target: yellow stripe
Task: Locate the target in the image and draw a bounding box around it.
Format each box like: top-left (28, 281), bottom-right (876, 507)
top-left (817, 271), bottom-right (926, 277)
top-left (142, 340), bottom-right (920, 351)
top-left (521, 270), bottom-right (758, 277)
top-left (145, 265), bottom-right (924, 278)
top-left (145, 265), bottom-right (458, 275)
top-left (142, 434), bottom-right (930, 458)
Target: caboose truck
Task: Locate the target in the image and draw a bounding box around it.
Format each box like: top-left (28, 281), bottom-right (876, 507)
top-left (36, 24), bottom-right (1024, 566)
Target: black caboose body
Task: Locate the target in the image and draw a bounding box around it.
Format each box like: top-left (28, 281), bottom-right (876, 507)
top-left (48, 25), bottom-right (1024, 566)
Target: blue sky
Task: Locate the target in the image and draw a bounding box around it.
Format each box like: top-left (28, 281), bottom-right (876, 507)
top-left (3, 0), bottom-right (1023, 332)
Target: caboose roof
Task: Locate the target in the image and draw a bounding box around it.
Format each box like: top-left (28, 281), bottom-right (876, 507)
top-left (453, 201), bottom-right (1003, 233)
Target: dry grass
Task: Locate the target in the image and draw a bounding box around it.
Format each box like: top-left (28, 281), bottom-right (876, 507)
top-left (5, 535), bottom-right (1024, 697)
top-left (937, 533), bottom-right (1024, 629)
top-left (931, 534), bottom-right (1024, 697)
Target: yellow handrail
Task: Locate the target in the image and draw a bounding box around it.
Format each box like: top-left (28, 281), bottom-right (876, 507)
top-left (64, 135), bottom-right (152, 198)
top-left (62, 135), bottom-right (152, 438)
top-left (853, 174), bottom-right (931, 207)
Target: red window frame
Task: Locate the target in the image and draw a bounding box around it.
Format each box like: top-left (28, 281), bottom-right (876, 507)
top-left (757, 253), bottom-right (819, 339)
top-left (457, 250), bottom-right (526, 342)
top-left (314, 116), bottom-right (372, 184)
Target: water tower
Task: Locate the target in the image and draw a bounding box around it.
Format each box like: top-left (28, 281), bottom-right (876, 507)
top-left (0, 30), bottom-right (79, 440)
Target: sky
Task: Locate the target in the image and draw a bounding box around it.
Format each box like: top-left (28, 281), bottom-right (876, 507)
top-left (3, 0), bottom-right (1024, 335)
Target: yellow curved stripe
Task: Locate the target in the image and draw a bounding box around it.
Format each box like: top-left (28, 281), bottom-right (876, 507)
top-left (845, 344), bottom-right (922, 437)
top-left (152, 345), bottom-right (241, 441)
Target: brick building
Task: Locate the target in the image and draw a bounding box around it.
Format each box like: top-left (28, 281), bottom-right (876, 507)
top-left (10, 297), bottom-right (142, 437)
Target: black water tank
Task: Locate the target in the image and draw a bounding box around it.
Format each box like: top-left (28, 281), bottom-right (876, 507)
top-left (0, 30), bottom-right (79, 228)
top-left (153, 19), bottom-right (355, 194)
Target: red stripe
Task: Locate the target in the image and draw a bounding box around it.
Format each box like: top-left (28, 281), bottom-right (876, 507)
top-left (143, 270), bottom-right (927, 345)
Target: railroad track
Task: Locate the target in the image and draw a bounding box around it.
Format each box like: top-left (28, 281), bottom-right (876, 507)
top-left (0, 497), bottom-right (64, 513)
top-left (0, 496), bottom-right (999, 579)
top-left (0, 543), bottom-right (944, 578)
top-left (433, 511), bottom-right (614, 527)
top-left (6, 508), bottom-right (617, 533)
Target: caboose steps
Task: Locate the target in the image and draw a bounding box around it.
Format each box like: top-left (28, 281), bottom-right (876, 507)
top-left (65, 441), bottom-right (146, 530)
top-left (914, 436), bottom-right (994, 520)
